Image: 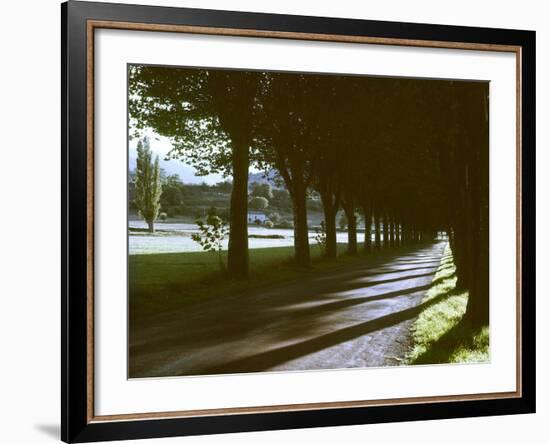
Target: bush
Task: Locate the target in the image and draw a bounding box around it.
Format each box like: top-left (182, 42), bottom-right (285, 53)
top-left (275, 220), bottom-right (293, 229)
top-left (249, 196), bottom-right (269, 210)
top-left (158, 212), bottom-right (168, 221)
top-left (267, 211), bottom-right (281, 224)
top-left (264, 220), bottom-right (274, 228)
top-left (249, 182), bottom-right (273, 200)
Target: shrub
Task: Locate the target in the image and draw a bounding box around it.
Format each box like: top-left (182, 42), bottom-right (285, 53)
top-left (314, 221), bottom-right (327, 254)
top-left (249, 196), bottom-right (269, 210)
top-left (275, 220), bottom-right (293, 229)
top-left (267, 211), bottom-right (281, 224)
top-left (191, 214), bottom-right (229, 272)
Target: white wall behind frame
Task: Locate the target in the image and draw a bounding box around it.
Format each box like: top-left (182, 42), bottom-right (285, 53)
top-left (0, 1), bottom-right (547, 444)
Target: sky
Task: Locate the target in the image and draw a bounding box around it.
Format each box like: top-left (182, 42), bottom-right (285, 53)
top-left (129, 129), bottom-right (225, 185)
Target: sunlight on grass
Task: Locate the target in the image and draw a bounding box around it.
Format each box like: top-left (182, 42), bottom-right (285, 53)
top-left (449, 326), bottom-right (489, 362)
top-left (129, 243), bottom-right (402, 321)
top-left (407, 244), bottom-right (489, 364)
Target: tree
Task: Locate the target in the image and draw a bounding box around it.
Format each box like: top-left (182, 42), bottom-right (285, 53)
top-left (134, 137), bottom-right (162, 233)
top-left (254, 73), bottom-right (320, 267)
top-left (270, 188), bottom-right (292, 209)
top-left (309, 76), bottom-right (348, 260)
top-left (129, 66), bottom-right (261, 278)
top-left (131, 65), bottom-right (489, 328)
top-left (160, 174), bottom-right (184, 209)
top-left (249, 196), bottom-right (269, 211)
top-left (214, 180), bottom-right (233, 193)
top-left (249, 182), bottom-right (273, 200)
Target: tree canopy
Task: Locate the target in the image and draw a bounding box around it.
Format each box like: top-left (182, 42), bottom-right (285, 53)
top-left (129, 65), bottom-right (488, 326)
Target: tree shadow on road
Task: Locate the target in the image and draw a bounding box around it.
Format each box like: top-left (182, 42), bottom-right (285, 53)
top-left (187, 287), bottom-right (454, 375)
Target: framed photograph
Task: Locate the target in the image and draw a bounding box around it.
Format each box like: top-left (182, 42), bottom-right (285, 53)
top-left (61, 1), bottom-right (535, 442)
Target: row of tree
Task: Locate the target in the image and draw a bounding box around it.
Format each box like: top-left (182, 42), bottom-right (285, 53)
top-left (129, 66), bottom-right (488, 327)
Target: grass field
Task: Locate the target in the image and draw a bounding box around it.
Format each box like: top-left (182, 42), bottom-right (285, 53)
top-left (407, 245), bottom-right (489, 364)
top-left (129, 243), bottom-right (428, 323)
top-left (130, 244), bottom-right (345, 320)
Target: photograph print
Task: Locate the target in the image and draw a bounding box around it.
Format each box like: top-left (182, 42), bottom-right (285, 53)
top-left (127, 65), bottom-right (489, 379)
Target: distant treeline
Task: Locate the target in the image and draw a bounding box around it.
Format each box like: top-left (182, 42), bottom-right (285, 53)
top-left (128, 172), bottom-right (323, 226)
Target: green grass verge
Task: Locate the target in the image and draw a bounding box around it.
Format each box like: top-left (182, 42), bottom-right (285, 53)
top-left (406, 244), bottom-right (489, 365)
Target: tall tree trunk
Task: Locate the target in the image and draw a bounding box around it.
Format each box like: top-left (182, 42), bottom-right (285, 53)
top-left (319, 179), bottom-right (340, 260)
top-left (207, 71), bottom-right (259, 280)
top-left (343, 202), bottom-right (357, 255)
top-left (374, 212), bottom-right (381, 249)
top-left (147, 220), bottom-right (155, 233)
top-left (324, 207), bottom-right (338, 259)
top-left (383, 214), bottom-right (389, 248)
top-left (363, 205), bottom-right (372, 253)
top-left (227, 142), bottom-right (249, 279)
top-left (389, 218), bottom-right (395, 247)
top-left (452, 221), bottom-right (469, 291)
top-left (396, 222), bottom-right (402, 247)
top-left (292, 180), bottom-right (311, 267)
top-left (464, 89), bottom-right (490, 327)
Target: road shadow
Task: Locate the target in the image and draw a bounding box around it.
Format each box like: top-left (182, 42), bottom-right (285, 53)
top-left (129, 242), bottom-right (447, 377)
top-left (195, 289), bottom-right (453, 375)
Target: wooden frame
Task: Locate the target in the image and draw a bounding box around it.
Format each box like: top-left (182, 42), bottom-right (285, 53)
top-left (62, 1), bottom-right (536, 442)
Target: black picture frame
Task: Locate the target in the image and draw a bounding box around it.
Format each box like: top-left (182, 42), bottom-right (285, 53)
top-left (61, 1), bottom-right (536, 442)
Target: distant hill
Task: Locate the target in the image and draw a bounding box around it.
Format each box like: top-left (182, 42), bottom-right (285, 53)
top-left (129, 143), bottom-right (224, 185)
top-left (129, 135), bottom-right (282, 187)
top-left (249, 170), bottom-right (282, 188)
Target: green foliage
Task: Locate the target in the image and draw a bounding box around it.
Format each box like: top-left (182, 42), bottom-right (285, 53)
top-left (214, 180), bottom-right (233, 193)
top-left (314, 221), bottom-right (327, 254)
top-left (129, 65), bottom-right (263, 177)
top-left (306, 198), bottom-right (323, 212)
top-left (267, 211), bottom-right (281, 224)
top-left (407, 245), bottom-right (489, 364)
top-left (130, 65), bottom-right (488, 294)
top-left (274, 220), bottom-right (293, 229)
top-left (191, 211), bottom-right (229, 271)
top-left (129, 243), bottom-right (375, 320)
top-left (270, 188), bottom-right (292, 209)
top-left (159, 174), bottom-right (184, 210)
top-left (249, 182), bottom-right (273, 200)
top-left (338, 213), bottom-right (347, 230)
top-left (159, 212), bottom-right (167, 221)
top-left (249, 196), bottom-right (269, 210)
top-left (264, 220), bottom-right (274, 228)
top-left (135, 136), bottom-right (162, 232)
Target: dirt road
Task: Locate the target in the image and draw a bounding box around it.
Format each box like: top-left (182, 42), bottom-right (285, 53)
top-left (129, 242), bottom-right (446, 377)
